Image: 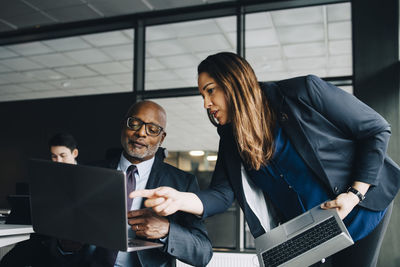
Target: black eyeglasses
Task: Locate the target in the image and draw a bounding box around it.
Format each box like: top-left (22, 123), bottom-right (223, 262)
top-left (126, 117), bottom-right (164, 137)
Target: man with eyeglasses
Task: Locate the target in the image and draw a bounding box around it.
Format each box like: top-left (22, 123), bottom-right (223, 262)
top-left (90, 100), bottom-right (212, 267)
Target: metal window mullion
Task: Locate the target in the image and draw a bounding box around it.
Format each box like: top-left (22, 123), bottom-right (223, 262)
top-left (237, 6), bottom-right (245, 58)
top-left (133, 19), bottom-right (145, 102)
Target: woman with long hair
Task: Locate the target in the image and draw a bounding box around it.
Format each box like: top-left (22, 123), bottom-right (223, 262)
top-left (131, 52), bottom-right (400, 266)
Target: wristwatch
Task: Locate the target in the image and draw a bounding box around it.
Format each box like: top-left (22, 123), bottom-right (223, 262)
top-left (347, 187), bottom-right (365, 202)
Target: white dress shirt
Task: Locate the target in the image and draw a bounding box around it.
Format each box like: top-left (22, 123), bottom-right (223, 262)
top-left (114, 153), bottom-right (155, 267)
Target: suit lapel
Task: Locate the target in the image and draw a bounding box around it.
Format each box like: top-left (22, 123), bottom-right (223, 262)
top-left (265, 82), bottom-right (331, 189)
top-left (219, 126), bottom-right (246, 208)
top-left (145, 155), bottom-right (164, 190)
top-left (138, 154), bottom-right (165, 209)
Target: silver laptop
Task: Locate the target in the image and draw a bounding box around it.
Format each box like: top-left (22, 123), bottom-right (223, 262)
top-left (255, 205), bottom-right (354, 267)
top-left (28, 159), bottom-right (163, 252)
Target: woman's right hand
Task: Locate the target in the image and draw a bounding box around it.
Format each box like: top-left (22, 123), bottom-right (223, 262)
top-left (129, 186), bottom-right (204, 216)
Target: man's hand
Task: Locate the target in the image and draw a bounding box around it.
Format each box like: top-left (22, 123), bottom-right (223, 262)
top-left (128, 208), bottom-right (170, 239)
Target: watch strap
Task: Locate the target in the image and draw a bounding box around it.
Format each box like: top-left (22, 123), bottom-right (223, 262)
top-left (347, 187), bottom-right (365, 202)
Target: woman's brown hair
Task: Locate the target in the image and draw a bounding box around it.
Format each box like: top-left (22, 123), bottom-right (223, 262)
top-left (198, 52), bottom-right (275, 170)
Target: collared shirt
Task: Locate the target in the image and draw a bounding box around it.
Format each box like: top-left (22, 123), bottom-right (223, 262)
top-left (245, 123), bottom-right (386, 242)
top-left (114, 153), bottom-right (155, 267)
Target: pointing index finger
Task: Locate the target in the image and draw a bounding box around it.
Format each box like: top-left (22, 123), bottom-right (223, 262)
top-left (129, 189), bottom-right (157, 199)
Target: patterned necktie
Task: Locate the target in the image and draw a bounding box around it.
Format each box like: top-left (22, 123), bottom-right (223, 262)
top-left (126, 165), bottom-right (137, 211)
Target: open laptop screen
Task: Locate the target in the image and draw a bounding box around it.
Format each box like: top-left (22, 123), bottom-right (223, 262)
top-left (29, 159), bottom-right (129, 251)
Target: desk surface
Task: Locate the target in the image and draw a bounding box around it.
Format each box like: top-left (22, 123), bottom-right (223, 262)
top-left (0, 224), bottom-right (33, 236)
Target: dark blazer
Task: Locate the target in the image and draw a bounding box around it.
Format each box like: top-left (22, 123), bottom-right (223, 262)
top-left (197, 75), bottom-right (400, 239)
top-left (90, 148), bottom-right (213, 267)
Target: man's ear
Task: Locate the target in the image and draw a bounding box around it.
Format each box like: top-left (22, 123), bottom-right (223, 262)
top-left (72, 148), bottom-right (79, 159)
top-left (160, 132), bottom-right (166, 145)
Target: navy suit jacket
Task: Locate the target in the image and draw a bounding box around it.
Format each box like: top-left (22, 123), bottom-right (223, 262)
top-left (197, 75), bottom-right (400, 238)
top-left (90, 148), bottom-right (213, 267)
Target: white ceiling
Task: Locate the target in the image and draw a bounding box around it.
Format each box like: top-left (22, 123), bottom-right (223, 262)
top-left (0, 2), bottom-right (353, 151)
top-left (0, 0), bottom-right (232, 32)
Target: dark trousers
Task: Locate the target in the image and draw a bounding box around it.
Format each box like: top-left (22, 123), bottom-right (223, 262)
top-left (315, 202), bottom-right (394, 267)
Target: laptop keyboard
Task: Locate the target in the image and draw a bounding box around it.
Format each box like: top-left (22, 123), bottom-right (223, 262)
top-left (261, 217), bottom-right (341, 267)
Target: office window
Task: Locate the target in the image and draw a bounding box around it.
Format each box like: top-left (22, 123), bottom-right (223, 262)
top-left (145, 16), bottom-right (236, 90)
top-left (245, 3), bottom-right (352, 82)
top-left (0, 29), bottom-right (134, 102)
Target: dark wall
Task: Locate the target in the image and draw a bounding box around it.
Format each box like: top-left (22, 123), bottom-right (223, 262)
top-left (0, 92), bottom-right (136, 208)
top-left (352, 0), bottom-right (400, 266)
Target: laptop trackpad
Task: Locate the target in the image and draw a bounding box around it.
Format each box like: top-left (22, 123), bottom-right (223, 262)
top-left (283, 212), bottom-right (314, 236)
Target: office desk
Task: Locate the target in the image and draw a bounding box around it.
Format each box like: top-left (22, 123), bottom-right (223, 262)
top-left (0, 224), bottom-right (33, 247)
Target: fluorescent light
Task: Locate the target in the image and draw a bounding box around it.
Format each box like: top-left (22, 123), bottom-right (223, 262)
top-left (206, 155), bottom-right (217, 161)
top-left (189, 150), bottom-right (204, 156)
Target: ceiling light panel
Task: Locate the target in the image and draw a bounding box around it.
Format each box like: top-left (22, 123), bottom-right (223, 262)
top-left (145, 16), bottom-right (236, 90)
top-left (0, 47), bottom-right (18, 59)
top-left (246, 46), bottom-right (282, 61)
top-left (180, 34), bottom-right (231, 52)
top-left (43, 37), bottom-right (91, 52)
top-left (147, 40), bottom-right (188, 57)
top-left (64, 48), bottom-right (112, 64)
top-left (7, 42), bottom-right (54, 56)
top-left (157, 54), bottom-right (200, 69)
top-left (0, 28), bottom-right (134, 102)
top-left (82, 31), bottom-right (132, 47)
top-left (328, 21), bottom-right (352, 40)
top-left (329, 40), bottom-right (352, 55)
top-left (0, 64), bottom-right (12, 73)
top-left (282, 42), bottom-right (326, 58)
top-left (215, 16), bottom-right (237, 32)
top-left (0, 84), bottom-right (31, 94)
top-left (246, 28), bottom-right (279, 47)
top-left (87, 62), bottom-right (130, 75)
top-left (101, 44), bottom-right (134, 60)
top-left (173, 67), bottom-right (197, 81)
top-left (25, 69), bottom-right (65, 81)
top-left (55, 66), bottom-right (97, 78)
top-left (30, 53), bottom-right (78, 67)
top-left (0, 72), bottom-right (35, 84)
top-left (287, 57), bottom-right (327, 70)
top-left (246, 2), bottom-right (352, 81)
top-left (277, 24), bottom-right (325, 44)
top-left (246, 12), bottom-right (273, 30)
top-left (106, 73), bottom-right (133, 85)
top-left (271, 6), bottom-right (323, 26)
top-left (20, 82), bottom-right (55, 91)
top-left (145, 58), bottom-right (166, 71)
top-left (1, 57), bottom-right (44, 71)
top-left (328, 68), bottom-right (352, 77)
top-left (327, 3), bottom-right (351, 22)
top-left (328, 55), bottom-right (352, 68)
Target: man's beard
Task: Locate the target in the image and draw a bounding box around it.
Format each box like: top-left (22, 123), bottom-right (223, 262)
top-left (123, 140), bottom-right (161, 160)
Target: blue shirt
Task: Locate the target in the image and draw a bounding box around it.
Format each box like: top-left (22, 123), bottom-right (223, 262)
top-left (245, 124), bottom-right (386, 242)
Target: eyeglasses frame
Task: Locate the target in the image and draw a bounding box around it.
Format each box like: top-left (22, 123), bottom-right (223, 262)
top-left (126, 117), bottom-right (164, 137)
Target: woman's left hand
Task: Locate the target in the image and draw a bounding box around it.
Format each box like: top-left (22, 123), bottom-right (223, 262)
top-left (320, 192), bottom-right (360, 219)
